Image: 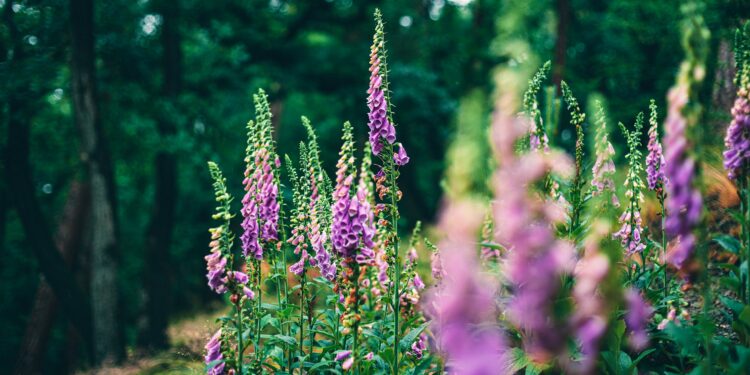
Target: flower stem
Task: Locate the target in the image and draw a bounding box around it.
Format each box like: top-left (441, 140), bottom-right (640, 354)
top-left (236, 299), bottom-right (244, 373)
top-left (661, 196), bottom-right (667, 300)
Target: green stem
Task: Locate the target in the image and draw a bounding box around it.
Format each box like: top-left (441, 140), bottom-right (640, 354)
top-left (255, 259), bottom-right (262, 362)
top-left (744, 174), bottom-right (750, 305)
top-left (661, 196), bottom-right (668, 300)
top-left (236, 300), bottom-right (244, 373)
top-left (299, 271), bottom-right (306, 374)
top-left (384, 144), bottom-right (401, 375)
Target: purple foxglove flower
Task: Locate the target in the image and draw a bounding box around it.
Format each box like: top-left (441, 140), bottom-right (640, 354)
top-left (724, 86), bottom-right (750, 180)
top-left (413, 274), bottom-right (425, 290)
top-left (625, 289), bottom-right (653, 351)
top-left (409, 333), bottom-right (428, 359)
top-left (331, 140), bottom-right (375, 263)
top-left (569, 225), bottom-right (611, 374)
top-left (342, 357), bottom-right (354, 370)
top-left (590, 101), bottom-right (619, 207)
top-left (243, 286), bottom-right (255, 300)
top-left (335, 350), bottom-right (352, 361)
top-left (205, 250), bottom-right (228, 294)
top-left (205, 329), bottom-right (225, 375)
top-left (367, 25), bottom-right (397, 156)
top-left (646, 103), bottom-right (668, 192)
top-left (393, 143), bottom-right (410, 166)
top-left (232, 271), bottom-right (248, 284)
top-left (664, 85), bottom-right (702, 268)
top-left (492, 97), bottom-right (575, 358)
top-left (364, 352), bottom-right (373, 360)
top-left (425, 202), bottom-right (509, 375)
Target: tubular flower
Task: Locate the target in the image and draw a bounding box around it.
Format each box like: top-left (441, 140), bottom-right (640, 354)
top-left (286, 149), bottom-right (311, 276)
top-left (569, 221), bottom-right (611, 374)
top-left (664, 85), bottom-right (703, 268)
top-left (241, 90), bottom-right (280, 260)
top-left (663, 7), bottom-right (708, 270)
top-left (614, 115), bottom-right (647, 255)
top-left (400, 228), bottom-right (425, 318)
top-left (409, 334), bottom-right (428, 359)
top-left (646, 100), bottom-right (668, 193)
top-left (725, 24), bottom-right (750, 180)
top-left (394, 143), bottom-right (410, 166)
top-left (590, 100), bottom-right (619, 207)
top-left (331, 123), bottom-right (376, 263)
top-left (367, 10), bottom-right (397, 156)
top-left (493, 80), bottom-right (575, 358)
top-left (205, 329), bottom-right (225, 375)
top-left (425, 201), bottom-right (509, 375)
top-left (309, 172), bottom-right (336, 280)
top-left (724, 85), bottom-right (750, 180)
top-left (206, 162), bottom-right (234, 294)
top-left (625, 289), bottom-right (653, 351)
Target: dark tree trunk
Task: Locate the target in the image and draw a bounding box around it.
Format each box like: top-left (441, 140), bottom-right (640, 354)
top-left (69, 0), bottom-right (122, 364)
top-left (13, 183), bottom-right (90, 375)
top-left (553, 0), bottom-right (570, 89)
top-left (3, 0), bottom-right (93, 359)
top-left (139, 0), bottom-right (182, 350)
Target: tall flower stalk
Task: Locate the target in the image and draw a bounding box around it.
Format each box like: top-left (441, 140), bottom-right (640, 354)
top-left (561, 81), bottom-right (587, 236)
top-left (646, 100), bottom-right (669, 295)
top-left (615, 114), bottom-right (647, 256)
top-left (524, 61), bottom-right (552, 152)
top-left (242, 90), bottom-right (281, 362)
top-left (368, 9), bottom-right (409, 373)
top-left (724, 23), bottom-right (750, 304)
top-left (494, 67), bottom-right (575, 360)
top-left (590, 100), bottom-right (619, 209)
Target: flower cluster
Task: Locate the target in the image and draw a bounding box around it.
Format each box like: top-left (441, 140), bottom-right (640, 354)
top-left (493, 78), bottom-right (575, 358)
top-left (664, 85), bottom-right (703, 268)
top-left (367, 10), bottom-right (396, 156)
top-left (205, 162), bottom-right (233, 294)
top-left (663, 8), bottom-right (709, 270)
top-left (724, 25), bottom-right (750, 181)
top-left (425, 201), bottom-right (509, 375)
top-left (625, 289), bottom-right (653, 351)
top-left (590, 100), bottom-right (619, 207)
top-left (241, 90), bottom-right (280, 260)
top-left (646, 100), bottom-right (668, 195)
top-left (331, 122), bottom-right (376, 263)
top-left (614, 114), bottom-right (647, 254)
top-left (204, 329), bottom-right (225, 375)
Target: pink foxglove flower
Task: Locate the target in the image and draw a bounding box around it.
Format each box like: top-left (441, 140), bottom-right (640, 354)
top-left (204, 329), bottom-right (225, 375)
top-left (425, 201), bottom-right (509, 375)
top-left (394, 143), bottom-right (410, 166)
top-left (492, 103), bottom-right (575, 358)
top-left (664, 86), bottom-right (702, 268)
top-left (724, 85), bottom-right (750, 180)
top-left (625, 289), bottom-right (653, 351)
top-left (646, 100), bottom-right (668, 193)
top-left (367, 16), bottom-right (396, 156)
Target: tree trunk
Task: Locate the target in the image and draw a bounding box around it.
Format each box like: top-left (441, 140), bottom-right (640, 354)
top-left (3, 0), bottom-right (93, 359)
top-left (13, 182), bottom-right (90, 375)
top-left (139, 0), bottom-right (182, 350)
top-left (552, 0), bottom-right (570, 89)
top-left (69, 0), bottom-right (122, 364)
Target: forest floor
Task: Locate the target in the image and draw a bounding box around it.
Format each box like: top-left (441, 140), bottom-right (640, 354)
top-left (78, 307), bottom-right (224, 375)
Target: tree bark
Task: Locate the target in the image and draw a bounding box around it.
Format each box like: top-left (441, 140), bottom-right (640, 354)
top-left (552, 0), bottom-right (570, 89)
top-left (69, 0), bottom-right (122, 364)
top-left (3, 0), bottom-right (94, 359)
top-left (13, 183), bottom-right (90, 375)
top-left (139, 0), bottom-right (182, 350)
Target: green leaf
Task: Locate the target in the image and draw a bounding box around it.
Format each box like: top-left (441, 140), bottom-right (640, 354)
top-left (713, 235), bottom-right (742, 254)
top-left (398, 321), bottom-right (430, 351)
